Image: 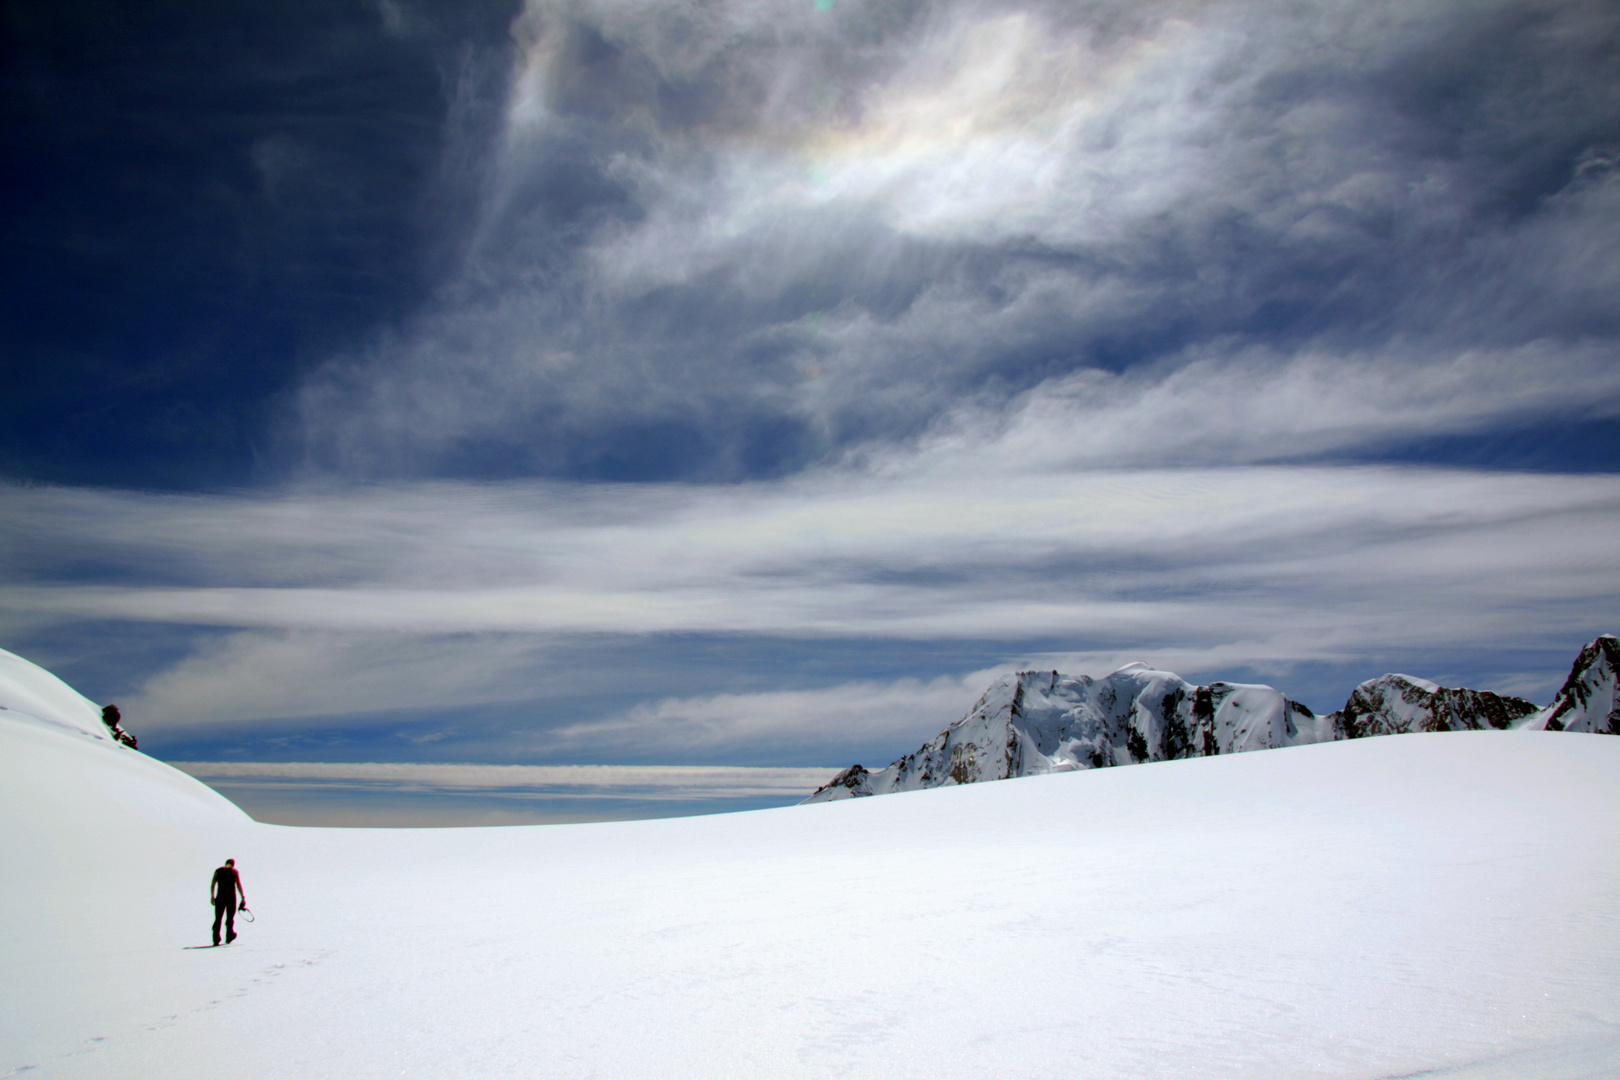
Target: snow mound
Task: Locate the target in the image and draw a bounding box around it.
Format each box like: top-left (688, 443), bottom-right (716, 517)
top-left (0, 646), bottom-right (239, 822)
top-left (0, 645), bottom-right (114, 739)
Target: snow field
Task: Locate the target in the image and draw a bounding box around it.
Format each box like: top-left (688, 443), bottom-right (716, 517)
top-left (3, 706), bottom-right (1618, 1079)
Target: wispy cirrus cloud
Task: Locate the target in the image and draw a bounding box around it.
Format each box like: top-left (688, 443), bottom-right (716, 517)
top-left (548, 675), bottom-right (997, 757)
top-left (6, 464), bottom-right (1616, 636)
top-left (4, 0), bottom-right (1617, 800)
top-left (285, 0), bottom-right (1620, 481)
top-left (2, 450), bottom-right (1616, 744)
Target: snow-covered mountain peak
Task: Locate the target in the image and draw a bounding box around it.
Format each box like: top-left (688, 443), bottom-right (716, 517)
top-left (806, 637), bottom-right (1617, 803)
top-left (1539, 634), bottom-right (1620, 734)
top-left (806, 664), bottom-right (1330, 802)
top-left (1332, 673), bottom-right (1537, 739)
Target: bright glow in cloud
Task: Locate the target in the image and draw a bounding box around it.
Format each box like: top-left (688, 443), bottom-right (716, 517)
top-left (4, 0), bottom-right (1616, 782)
top-left (288, 0), bottom-right (1620, 481)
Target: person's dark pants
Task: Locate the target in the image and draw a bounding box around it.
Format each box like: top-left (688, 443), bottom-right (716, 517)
top-left (212, 898), bottom-right (237, 945)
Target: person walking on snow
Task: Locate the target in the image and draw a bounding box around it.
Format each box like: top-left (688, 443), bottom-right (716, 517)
top-left (211, 859), bottom-right (246, 946)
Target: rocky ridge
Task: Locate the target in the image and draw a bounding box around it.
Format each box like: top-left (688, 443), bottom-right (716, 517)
top-left (1539, 635), bottom-right (1620, 734)
top-left (806, 635), bottom-right (1618, 802)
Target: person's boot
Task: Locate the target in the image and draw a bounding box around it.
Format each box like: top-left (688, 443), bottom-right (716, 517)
top-left (227, 931), bottom-right (236, 943)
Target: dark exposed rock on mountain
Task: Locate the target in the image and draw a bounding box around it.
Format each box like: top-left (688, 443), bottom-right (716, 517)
top-left (1539, 635), bottom-right (1620, 734)
top-left (806, 663), bottom-right (1334, 803)
top-left (1332, 675), bottom-right (1537, 738)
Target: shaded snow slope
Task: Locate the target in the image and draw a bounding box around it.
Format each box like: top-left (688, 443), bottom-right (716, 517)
top-left (4, 687), bottom-right (1620, 1077)
top-left (0, 650), bottom-right (257, 1079)
top-left (809, 637), bottom-right (1614, 802)
top-left (0, 647), bottom-right (243, 825)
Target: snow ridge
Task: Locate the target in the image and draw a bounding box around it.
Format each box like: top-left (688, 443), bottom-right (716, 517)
top-left (806, 635), bottom-right (1617, 802)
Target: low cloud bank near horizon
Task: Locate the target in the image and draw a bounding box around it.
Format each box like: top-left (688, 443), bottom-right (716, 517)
top-left (172, 761), bottom-right (834, 799)
top-left (170, 762), bottom-right (835, 827)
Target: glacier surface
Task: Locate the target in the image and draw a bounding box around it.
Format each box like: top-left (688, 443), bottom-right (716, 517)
top-left (2, 646), bottom-right (1618, 1079)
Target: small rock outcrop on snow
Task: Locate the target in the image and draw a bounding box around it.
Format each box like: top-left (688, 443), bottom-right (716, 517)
top-left (806, 636), bottom-right (1619, 802)
top-left (100, 703), bottom-right (138, 748)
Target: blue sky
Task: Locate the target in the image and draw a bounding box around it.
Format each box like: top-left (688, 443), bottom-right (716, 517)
top-left (3, 0), bottom-right (1618, 824)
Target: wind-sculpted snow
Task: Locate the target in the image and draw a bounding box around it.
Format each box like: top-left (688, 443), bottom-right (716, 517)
top-left (808, 637), bottom-right (1618, 802)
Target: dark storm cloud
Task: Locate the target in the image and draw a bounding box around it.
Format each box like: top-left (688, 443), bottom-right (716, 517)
top-left (285, 0), bottom-right (1620, 482)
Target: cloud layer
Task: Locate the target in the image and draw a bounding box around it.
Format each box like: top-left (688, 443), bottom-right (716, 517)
top-left (287, 0), bottom-right (1620, 481)
top-left (4, 451), bottom-right (1616, 749)
top-left (172, 761), bottom-right (831, 798)
top-left (4, 0), bottom-right (1617, 798)
top-left (168, 762), bottom-right (833, 826)
top-left (8, 465), bottom-right (1616, 639)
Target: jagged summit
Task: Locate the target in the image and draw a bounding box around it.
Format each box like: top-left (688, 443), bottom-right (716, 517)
top-left (1539, 634), bottom-right (1620, 734)
top-left (806, 637), bottom-right (1619, 803)
top-left (1334, 674), bottom-right (1537, 738)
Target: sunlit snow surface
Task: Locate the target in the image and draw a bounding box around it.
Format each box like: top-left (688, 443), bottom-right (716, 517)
top-left (3, 665), bottom-right (1619, 1078)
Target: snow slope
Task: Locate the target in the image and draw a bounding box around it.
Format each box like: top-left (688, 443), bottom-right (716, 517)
top-left (808, 638), bottom-right (1613, 802)
top-left (3, 647), bottom-right (1619, 1079)
top-left (0, 646), bottom-right (117, 741)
